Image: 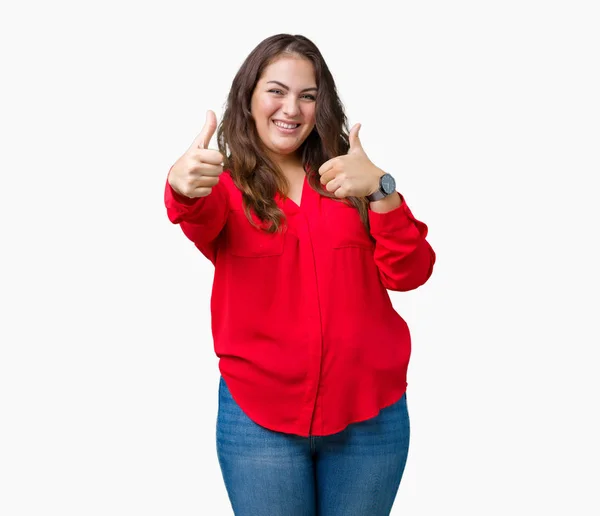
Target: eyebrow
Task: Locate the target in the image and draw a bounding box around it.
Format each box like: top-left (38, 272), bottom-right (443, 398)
top-left (266, 80), bottom-right (318, 92)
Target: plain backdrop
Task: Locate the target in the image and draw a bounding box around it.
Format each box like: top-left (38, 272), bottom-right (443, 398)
top-left (1, 0), bottom-right (598, 514)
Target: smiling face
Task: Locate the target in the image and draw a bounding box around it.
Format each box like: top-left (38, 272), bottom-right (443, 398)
top-left (250, 55), bottom-right (317, 162)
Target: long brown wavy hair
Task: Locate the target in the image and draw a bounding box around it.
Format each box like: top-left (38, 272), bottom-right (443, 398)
top-left (216, 33), bottom-right (370, 233)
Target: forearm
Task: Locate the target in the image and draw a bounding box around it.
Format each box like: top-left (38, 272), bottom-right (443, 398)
top-left (375, 239), bottom-right (435, 291)
top-left (368, 196), bottom-right (435, 291)
top-left (164, 172), bottom-right (230, 255)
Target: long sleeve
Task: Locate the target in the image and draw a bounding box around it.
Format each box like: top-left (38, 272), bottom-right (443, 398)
top-left (164, 167), bottom-right (230, 264)
top-left (166, 171), bottom-right (432, 436)
top-left (368, 193), bottom-right (436, 291)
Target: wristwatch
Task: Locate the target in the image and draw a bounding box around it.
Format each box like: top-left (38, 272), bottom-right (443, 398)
top-left (367, 173), bottom-right (396, 202)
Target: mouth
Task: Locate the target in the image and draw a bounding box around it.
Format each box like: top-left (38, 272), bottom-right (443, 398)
top-left (272, 119), bottom-right (301, 134)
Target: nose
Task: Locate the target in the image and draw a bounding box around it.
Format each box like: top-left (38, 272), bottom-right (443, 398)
top-left (282, 96), bottom-right (300, 117)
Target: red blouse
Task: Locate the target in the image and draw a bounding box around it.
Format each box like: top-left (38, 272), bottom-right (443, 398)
top-left (164, 169), bottom-right (435, 437)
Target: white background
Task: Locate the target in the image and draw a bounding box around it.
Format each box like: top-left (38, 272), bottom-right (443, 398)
top-left (1, 0), bottom-right (598, 514)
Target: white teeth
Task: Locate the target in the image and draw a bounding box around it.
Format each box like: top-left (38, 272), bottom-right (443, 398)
top-left (274, 120), bottom-right (300, 129)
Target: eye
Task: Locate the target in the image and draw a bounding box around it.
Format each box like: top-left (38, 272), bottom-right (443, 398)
top-left (302, 94), bottom-right (316, 101)
top-left (268, 89), bottom-right (284, 95)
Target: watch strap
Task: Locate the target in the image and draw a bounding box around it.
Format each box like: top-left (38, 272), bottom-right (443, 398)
top-left (367, 189), bottom-right (387, 202)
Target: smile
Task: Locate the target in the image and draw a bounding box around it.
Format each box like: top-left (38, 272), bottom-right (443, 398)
top-left (273, 120), bottom-right (300, 129)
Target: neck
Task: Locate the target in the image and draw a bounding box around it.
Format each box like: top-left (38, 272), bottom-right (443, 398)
top-left (268, 151), bottom-right (304, 171)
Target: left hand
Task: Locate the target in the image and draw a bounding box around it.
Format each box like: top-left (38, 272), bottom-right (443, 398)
top-left (318, 123), bottom-right (385, 198)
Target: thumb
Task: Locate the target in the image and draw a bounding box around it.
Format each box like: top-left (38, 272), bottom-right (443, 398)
top-left (348, 123), bottom-right (363, 154)
top-left (191, 110), bottom-right (218, 150)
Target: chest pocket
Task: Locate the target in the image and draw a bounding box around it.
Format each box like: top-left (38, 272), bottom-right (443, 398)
top-left (325, 200), bottom-right (374, 250)
top-left (225, 209), bottom-right (285, 257)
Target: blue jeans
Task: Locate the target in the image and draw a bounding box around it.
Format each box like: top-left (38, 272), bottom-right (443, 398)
top-left (216, 376), bottom-right (410, 516)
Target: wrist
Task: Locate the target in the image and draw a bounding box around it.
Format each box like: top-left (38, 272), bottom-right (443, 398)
top-left (367, 170), bottom-right (386, 196)
top-left (369, 191), bottom-right (403, 213)
top-left (366, 171), bottom-right (396, 202)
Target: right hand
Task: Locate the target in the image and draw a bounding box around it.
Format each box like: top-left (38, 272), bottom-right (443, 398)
top-left (168, 110), bottom-right (224, 199)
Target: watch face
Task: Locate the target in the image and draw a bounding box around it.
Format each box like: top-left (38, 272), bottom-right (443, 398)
top-left (381, 174), bottom-right (395, 194)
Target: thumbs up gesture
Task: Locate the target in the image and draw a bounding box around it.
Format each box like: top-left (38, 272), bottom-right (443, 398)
top-left (318, 123), bottom-right (385, 198)
top-left (168, 110), bottom-right (225, 199)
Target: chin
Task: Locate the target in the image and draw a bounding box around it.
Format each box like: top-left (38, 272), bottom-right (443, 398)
top-left (269, 142), bottom-right (301, 156)
top-left (277, 146), bottom-right (298, 155)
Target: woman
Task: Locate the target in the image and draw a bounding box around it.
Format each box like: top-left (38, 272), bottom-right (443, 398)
top-left (164, 33), bottom-right (435, 516)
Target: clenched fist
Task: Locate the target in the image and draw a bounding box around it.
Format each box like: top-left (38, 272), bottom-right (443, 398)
top-left (168, 110), bottom-right (224, 199)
